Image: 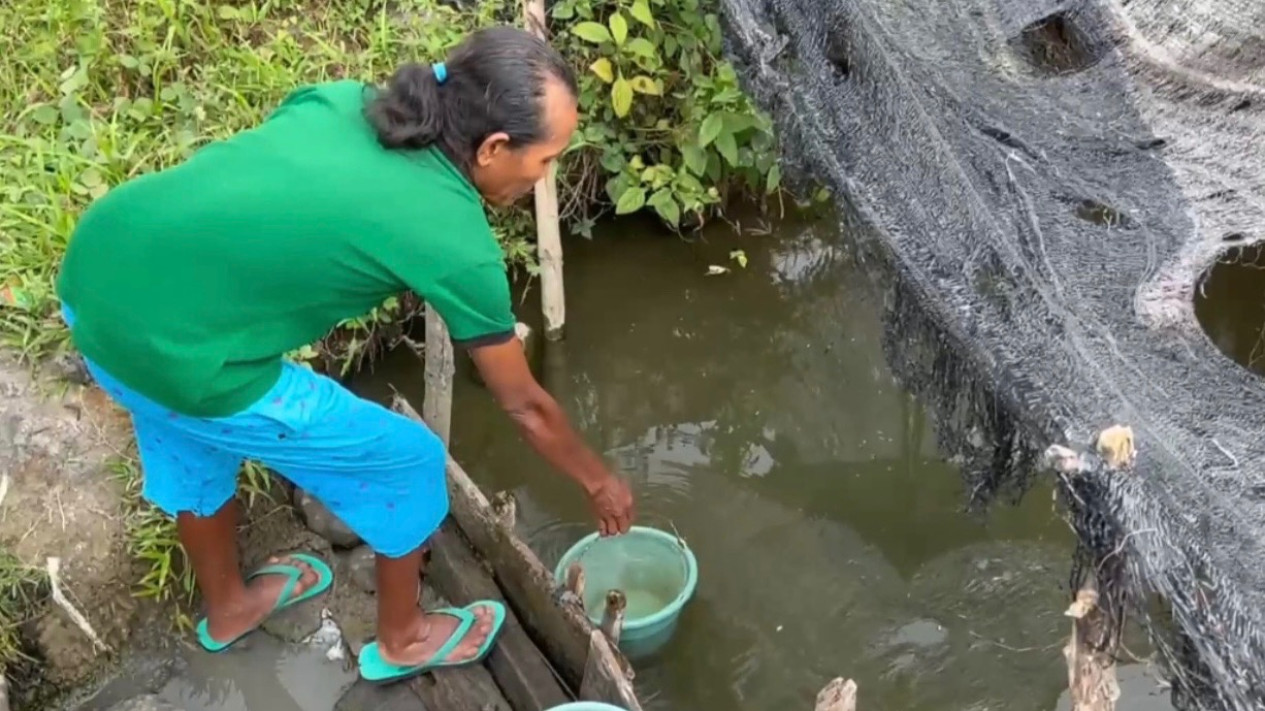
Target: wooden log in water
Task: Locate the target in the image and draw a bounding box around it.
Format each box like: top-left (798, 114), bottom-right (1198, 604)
top-left (390, 393), bottom-right (641, 711)
top-left (599, 590), bottom-right (626, 647)
top-left (815, 678), bottom-right (858, 711)
top-left (578, 630), bottom-right (639, 705)
top-left (1063, 586), bottom-right (1120, 711)
top-left (427, 522), bottom-right (571, 710)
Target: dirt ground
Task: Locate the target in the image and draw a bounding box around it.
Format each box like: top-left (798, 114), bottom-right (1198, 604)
top-left (0, 353), bottom-right (141, 694)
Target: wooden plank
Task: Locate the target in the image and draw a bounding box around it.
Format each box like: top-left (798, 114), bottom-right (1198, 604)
top-left (390, 393), bottom-right (639, 711)
top-left (578, 630), bottom-right (642, 710)
top-left (523, 0), bottom-right (566, 341)
top-left (422, 305), bottom-right (455, 444)
top-left (427, 522), bottom-right (571, 710)
top-left (411, 669), bottom-right (511, 711)
top-left (335, 681), bottom-right (429, 711)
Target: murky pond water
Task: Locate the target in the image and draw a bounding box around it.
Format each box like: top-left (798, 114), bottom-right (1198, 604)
top-left (354, 209), bottom-right (1174, 711)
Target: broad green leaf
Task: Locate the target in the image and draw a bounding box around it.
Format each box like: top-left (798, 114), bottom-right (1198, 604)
top-left (698, 113), bottom-right (724, 147)
top-left (631, 0), bottom-right (656, 27)
top-left (615, 186), bottom-right (647, 214)
top-left (680, 143), bottom-right (707, 176)
top-left (722, 111), bottom-right (757, 135)
top-left (765, 164), bottom-right (782, 194)
top-left (590, 58), bottom-right (615, 83)
top-left (715, 131), bottom-right (739, 166)
top-left (606, 175), bottom-right (631, 204)
top-left (609, 12), bottom-right (629, 46)
top-left (572, 21), bottom-right (613, 44)
top-left (0, 285), bottom-right (35, 311)
top-left (552, 2), bottom-right (575, 19)
top-left (600, 148), bottom-right (626, 173)
top-left (629, 75), bottom-right (660, 95)
top-left (676, 171), bottom-right (704, 194)
top-left (611, 77), bottom-right (634, 118)
top-left (218, 5), bottom-right (240, 19)
top-left (649, 189), bottom-right (681, 227)
top-left (29, 105), bottom-right (59, 126)
top-left (625, 37), bottom-right (657, 58)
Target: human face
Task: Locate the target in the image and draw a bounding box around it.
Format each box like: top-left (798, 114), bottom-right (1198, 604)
top-left (470, 77), bottom-right (579, 207)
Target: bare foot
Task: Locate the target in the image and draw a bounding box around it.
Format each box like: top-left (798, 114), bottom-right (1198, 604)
top-left (379, 603), bottom-right (497, 667)
top-left (204, 554), bottom-right (322, 643)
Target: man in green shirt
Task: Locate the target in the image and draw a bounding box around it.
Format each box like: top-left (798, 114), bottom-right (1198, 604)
top-left (56, 26), bottom-right (634, 683)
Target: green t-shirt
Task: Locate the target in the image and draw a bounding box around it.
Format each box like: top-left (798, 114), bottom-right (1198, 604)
top-left (56, 80), bottom-right (516, 417)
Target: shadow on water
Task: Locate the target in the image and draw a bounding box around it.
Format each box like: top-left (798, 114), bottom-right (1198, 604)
top-left (355, 208), bottom-right (1176, 711)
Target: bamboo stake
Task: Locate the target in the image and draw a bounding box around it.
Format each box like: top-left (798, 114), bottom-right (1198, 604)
top-left (1064, 586), bottom-right (1120, 711)
top-left (524, 0), bottom-right (566, 341)
top-left (599, 590), bottom-right (627, 646)
top-left (422, 304), bottom-right (455, 446)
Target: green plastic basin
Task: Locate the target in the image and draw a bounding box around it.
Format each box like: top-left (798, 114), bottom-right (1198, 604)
top-left (554, 525), bottom-right (698, 660)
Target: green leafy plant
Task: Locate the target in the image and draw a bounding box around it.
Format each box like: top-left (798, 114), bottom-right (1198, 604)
top-left (553, 0), bottom-right (781, 233)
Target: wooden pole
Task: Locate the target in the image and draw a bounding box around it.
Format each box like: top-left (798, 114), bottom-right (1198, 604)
top-left (1064, 586), bottom-right (1120, 711)
top-left (524, 0), bottom-right (566, 341)
top-left (599, 589), bottom-right (627, 646)
top-left (422, 304), bottom-right (455, 445)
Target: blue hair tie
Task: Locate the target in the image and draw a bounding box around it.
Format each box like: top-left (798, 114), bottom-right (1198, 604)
top-left (432, 62), bottom-right (448, 85)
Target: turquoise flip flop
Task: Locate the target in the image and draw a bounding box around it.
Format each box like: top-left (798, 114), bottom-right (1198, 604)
top-left (357, 601), bottom-right (508, 684)
top-left (358, 607), bottom-right (476, 684)
top-left (195, 552), bottom-right (334, 653)
top-left (462, 600), bottom-right (507, 664)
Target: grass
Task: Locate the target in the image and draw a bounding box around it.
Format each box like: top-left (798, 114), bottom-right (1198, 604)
top-left (108, 451), bottom-right (277, 621)
top-left (0, 553), bottom-right (47, 670)
top-left (0, 0), bottom-right (529, 666)
top-left (0, 0), bottom-right (783, 667)
top-left (0, 0), bottom-right (517, 365)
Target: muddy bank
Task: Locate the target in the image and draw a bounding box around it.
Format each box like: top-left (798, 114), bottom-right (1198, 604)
top-left (0, 351), bottom-right (361, 711)
top-left (0, 352), bottom-right (138, 705)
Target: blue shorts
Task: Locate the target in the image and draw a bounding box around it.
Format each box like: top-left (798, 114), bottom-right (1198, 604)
top-left (62, 306), bottom-right (448, 558)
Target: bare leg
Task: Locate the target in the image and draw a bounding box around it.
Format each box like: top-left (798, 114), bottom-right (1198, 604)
top-left (375, 544), bottom-right (495, 666)
top-left (178, 499), bottom-right (320, 642)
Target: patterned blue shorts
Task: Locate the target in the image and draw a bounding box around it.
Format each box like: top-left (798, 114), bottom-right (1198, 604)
top-left (63, 306), bottom-right (448, 558)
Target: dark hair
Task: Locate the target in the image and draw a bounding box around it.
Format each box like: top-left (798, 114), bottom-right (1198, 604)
top-left (365, 26), bottom-right (578, 171)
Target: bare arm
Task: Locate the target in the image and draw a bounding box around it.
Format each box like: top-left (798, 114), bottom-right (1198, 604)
top-left (467, 338), bottom-right (633, 534)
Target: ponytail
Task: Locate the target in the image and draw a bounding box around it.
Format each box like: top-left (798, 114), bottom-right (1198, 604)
top-left (366, 63), bottom-right (446, 150)
top-left (365, 26), bottom-right (579, 169)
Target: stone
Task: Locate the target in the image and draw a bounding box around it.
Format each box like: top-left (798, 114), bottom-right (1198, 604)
top-left (48, 352), bottom-right (91, 386)
top-left (346, 546), bottom-right (377, 594)
top-left (237, 511), bottom-right (334, 644)
top-left (105, 695), bottom-right (185, 711)
top-left (295, 489), bottom-right (362, 548)
top-left (327, 554), bottom-right (378, 659)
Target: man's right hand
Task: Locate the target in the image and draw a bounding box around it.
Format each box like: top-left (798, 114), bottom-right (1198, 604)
top-left (585, 474), bottom-right (635, 536)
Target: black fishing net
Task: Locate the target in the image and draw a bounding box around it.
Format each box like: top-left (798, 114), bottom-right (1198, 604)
top-left (714, 0), bottom-right (1265, 709)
